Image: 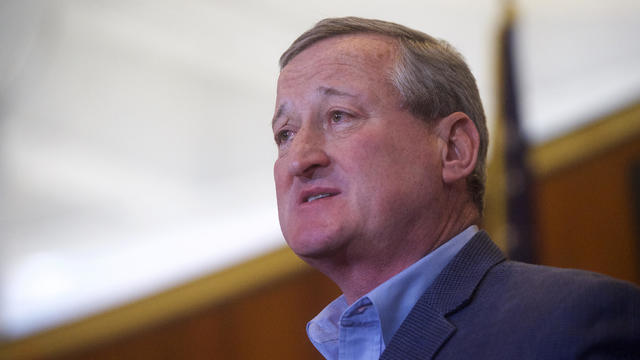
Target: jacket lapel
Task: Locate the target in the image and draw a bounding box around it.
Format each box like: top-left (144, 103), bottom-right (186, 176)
top-left (380, 231), bottom-right (505, 360)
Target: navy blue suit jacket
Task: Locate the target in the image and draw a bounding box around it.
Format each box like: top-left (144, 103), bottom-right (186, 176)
top-left (380, 231), bottom-right (640, 359)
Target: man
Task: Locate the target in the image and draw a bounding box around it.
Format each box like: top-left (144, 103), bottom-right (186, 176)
top-left (272, 17), bottom-right (640, 359)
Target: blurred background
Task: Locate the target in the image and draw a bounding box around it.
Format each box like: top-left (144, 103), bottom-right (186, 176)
top-left (1, 0), bottom-right (639, 359)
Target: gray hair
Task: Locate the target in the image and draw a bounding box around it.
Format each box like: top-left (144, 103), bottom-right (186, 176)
top-left (279, 17), bottom-right (488, 212)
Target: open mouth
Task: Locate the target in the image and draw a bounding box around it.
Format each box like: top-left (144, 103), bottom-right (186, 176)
top-left (299, 188), bottom-right (340, 204)
top-left (305, 193), bottom-right (333, 203)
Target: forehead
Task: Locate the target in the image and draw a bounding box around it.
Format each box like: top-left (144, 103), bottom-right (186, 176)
top-left (277, 34), bottom-right (399, 91)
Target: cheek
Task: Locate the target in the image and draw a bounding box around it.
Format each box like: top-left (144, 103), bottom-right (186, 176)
top-left (351, 130), bottom-right (414, 174)
top-left (273, 163), bottom-right (291, 235)
top-left (345, 128), bottom-right (438, 204)
top-left (273, 160), bottom-right (289, 208)
top-left (273, 157), bottom-right (287, 185)
top-left (340, 133), bottom-right (407, 196)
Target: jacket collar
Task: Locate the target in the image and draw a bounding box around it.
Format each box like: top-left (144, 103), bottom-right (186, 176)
top-left (380, 231), bottom-right (505, 360)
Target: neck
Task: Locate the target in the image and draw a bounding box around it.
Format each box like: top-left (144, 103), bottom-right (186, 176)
top-left (305, 200), bottom-right (479, 305)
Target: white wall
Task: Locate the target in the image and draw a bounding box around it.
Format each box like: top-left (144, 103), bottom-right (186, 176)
top-left (0, 0), bottom-right (638, 339)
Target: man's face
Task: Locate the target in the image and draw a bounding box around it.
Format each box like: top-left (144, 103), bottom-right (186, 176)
top-left (273, 34), bottom-right (445, 265)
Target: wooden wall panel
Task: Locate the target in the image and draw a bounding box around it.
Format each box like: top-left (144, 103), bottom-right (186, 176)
top-left (534, 136), bottom-right (640, 284)
top-left (51, 269), bottom-right (339, 360)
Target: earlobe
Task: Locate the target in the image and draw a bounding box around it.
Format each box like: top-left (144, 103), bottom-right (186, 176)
top-left (438, 112), bottom-right (480, 184)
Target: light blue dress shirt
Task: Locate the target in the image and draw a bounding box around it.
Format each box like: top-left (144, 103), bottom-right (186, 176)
top-left (306, 226), bottom-right (478, 359)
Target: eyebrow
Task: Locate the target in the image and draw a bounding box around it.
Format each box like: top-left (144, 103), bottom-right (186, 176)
top-left (318, 86), bottom-right (358, 99)
top-left (271, 86), bottom-right (359, 128)
top-left (272, 103), bottom-right (288, 129)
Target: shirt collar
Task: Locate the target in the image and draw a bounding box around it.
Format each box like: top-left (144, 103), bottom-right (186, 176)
top-left (307, 295), bottom-right (348, 343)
top-left (368, 225), bottom-right (478, 345)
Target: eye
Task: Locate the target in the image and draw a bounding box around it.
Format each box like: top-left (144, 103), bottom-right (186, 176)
top-left (275, 129), bottom-right (294, 145)
top-left (331, 111), bottom-right (347, 123)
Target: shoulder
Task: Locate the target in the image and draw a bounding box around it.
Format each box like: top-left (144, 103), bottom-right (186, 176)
top-left (489, 260), bottom-right (638, 291)
top-left (461, 260), bottom-right (640, 358)
top-left (477, 260), bottom-right (640, 323)
top-left (486, 260), bottom-right (640, 306)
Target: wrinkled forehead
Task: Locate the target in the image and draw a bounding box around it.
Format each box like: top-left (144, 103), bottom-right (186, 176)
top-left (309, 33), bottom-right (398, 64)
top-left (278, 33), bottom-right (399, 84)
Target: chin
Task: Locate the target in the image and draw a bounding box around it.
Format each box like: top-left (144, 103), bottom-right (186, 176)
top-left (285, 228), bottom-right (345, 260)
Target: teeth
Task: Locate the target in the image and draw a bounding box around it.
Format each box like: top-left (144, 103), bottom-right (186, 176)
top-left (307, 193), bottom-right (331, 202)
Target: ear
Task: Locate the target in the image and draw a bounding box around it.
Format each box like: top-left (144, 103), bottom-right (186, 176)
top-left (435, 112), bottom-right (480, 184)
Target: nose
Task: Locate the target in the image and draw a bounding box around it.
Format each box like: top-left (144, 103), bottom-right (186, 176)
top-left (287, 127), bottom-right (330, 179)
